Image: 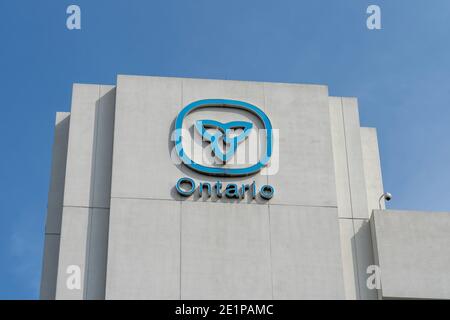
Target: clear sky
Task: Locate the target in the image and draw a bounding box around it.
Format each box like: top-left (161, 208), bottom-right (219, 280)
top-left (0, 0), bottom-right (449, 299)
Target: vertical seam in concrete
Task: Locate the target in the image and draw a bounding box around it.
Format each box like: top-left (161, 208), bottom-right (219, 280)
top-left (83, 85), bottom-right (101, 299)
top-left (268, 204), bottom-right (274, 300)
top-left (262, 83), bottom-right (268, 186)
top-left (263, 83), bottom-right (269, 187)
top-left (179, 201), bottom-right (182, 300)
top-left (43, 114), bottom-right (69, 299)
top-left (179, 80), bottom-right (183, 300)
top-left (341, 98), bottom-right (353, 220)
top-left (369, 213), bottom-right (382, 299)
top-left (263, 83), bottom-right (274, 300)
top-left (341, 97), bottom-right (361, 299)
top-left (102, 87), bottom-right (115, 300)
top-left (84, 209), bottom-right (93, 299)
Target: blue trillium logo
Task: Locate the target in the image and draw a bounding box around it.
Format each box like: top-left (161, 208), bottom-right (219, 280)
top-left (174, 99), bottom-right (273, 176)
top-left (194, 119), bottom-right (253, 163)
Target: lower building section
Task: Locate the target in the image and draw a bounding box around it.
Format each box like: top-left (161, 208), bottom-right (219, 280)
top-left (105, 199), bottom-right (181, 299)
top-left (371, 210), bottom-right (450, 299)
top-left (105, 199), bottom-right (344, 299)
top-left (55, 207), bottom-right (109, 300)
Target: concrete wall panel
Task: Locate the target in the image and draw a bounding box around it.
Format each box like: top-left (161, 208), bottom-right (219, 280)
top-left (55, 84), bottom-right (115, 300)
top-left (105, 198), bottom-right (181, 299)
top-left (40, 234), bottom-right (61, 300)
top-left (92, 86), bottom-right (116, 208)
top-left (361, 128), bottom-right (384, 212)
top-left (353, 219), bottom-right (377, 300)
top-left (341, 98), bottom-right (369, 219)
top-left (41, 112), bottom-right (70, 299)
top-left (45, 112), bottom-right (70, 233)
top-left (63, 84), bottom-right (99, 207)
top-left (56, 207), bottom-right (108, 299)
top-left (338, 218), bottom-right (358, 299)
top-left (63, 84), bottom-right (115, 208)
top-left (111, 76), bottom-right (272, 203)
top-left (111, 75), bottom-right (183, 200)
top-left (56, 207), bottom-right (109, 299)
top-left (330, 98), bottom-right (352, 218)
top-left (180, 201), bottom-right (271, 299)
top-left (56, 207), bottom-right (88, 299)
top-left (84, 209), bottom-right (110, 300)
top-left (265, 83), bottom-right (337, 207)
top-left (371, 210), bottom-right (450, 299)
top-left (270, 205), bottom-right (344, 299)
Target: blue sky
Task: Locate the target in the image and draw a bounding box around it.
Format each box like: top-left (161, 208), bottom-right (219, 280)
top-left (0, 0), bottom-right (449, 299)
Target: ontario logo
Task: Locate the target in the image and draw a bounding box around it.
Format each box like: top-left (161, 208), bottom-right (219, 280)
top-left (172, 99), bottom-right (278, 200)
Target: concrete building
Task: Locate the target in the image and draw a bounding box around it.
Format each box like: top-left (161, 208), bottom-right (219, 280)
top-left (40, 75), bottom-right (450, 300)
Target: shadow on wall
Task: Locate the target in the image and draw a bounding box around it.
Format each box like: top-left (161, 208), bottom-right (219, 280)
top-left (84, 87), bottom-right (116, 300)
top-left (349, 219), bottom-right (378, 300)
top-left (40, 113), bottom-right (70, 300)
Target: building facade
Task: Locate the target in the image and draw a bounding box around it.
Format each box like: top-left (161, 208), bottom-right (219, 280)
top-left (40, 75), bottom-right (450, 300)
